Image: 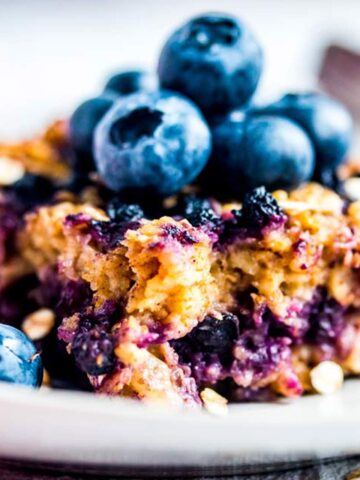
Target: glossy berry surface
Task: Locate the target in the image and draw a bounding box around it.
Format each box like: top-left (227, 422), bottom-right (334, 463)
top-left (69, 94), bottom-right (116, 158)
top-left (104, 70), bottom-right (158, 96)
top-left (0, 324), bottom-right (42, 387)
top-left (173, 313), bottom-right (239, 366)
top-left (94, 90), bottom-right (211, 196)
top-left (257, 92), bottom-right (353, 170)
top-left (158, 13), bottom-right (263, 114)
top-left (188, 314), bottom-right (239, 355)
top-left (207, 113), bottom-right (315, 197)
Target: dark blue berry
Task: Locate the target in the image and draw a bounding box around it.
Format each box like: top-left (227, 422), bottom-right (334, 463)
top-left (206, 114), bottom-right (315, 197)
top-left (94, 90), bottom-right (211, 197)
top-left (72, 328), bottom-right (115, 376)
top-left (65, 213), bottom-right (140, 252)
top-left (62, 172), bottom-right (92, 194)
top-left (180, 195), bottom-right (221, 230)
top-left (158, 13), bottom-right (263, 114)
top-left (56, 279), bottom-right (93, 318)
top-left (190, 314), bottom-right (239, 354)
top-left (65, 301), bottom-right (122, 377)
top-left (104, 70), bottom-right (158, 96)
top-left (106, 199), bottom-right (144, 222)
top-left (69, 94), bottom-right (116, 164)
top-left (233, 323), bottom-right (291, 380)
top-left (316, 168), bottom-right (344, 195)
top-left (255, 92), bottom-right (353, 171)
top-left (236, 186), bottom-right (286, 230)
top-left (173, 313), bottom-right (239, 365)
top-left (304, 289), bottom-right (346, 346)
top-left (0, 324), bottom-right (43, 387)
top-left (11, 174), bottom-right (55, 209)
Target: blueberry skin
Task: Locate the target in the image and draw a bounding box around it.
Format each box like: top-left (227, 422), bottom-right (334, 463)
top-left (69, 94), bottom-right (116, 156)
top-left (10, 174), bottom-right (55, 209)
top-left (207, 114), bottom-right (315, 197)
top-left (256, 93), bottom-right (353, 169)
top-left (157, 13), bottom-right (263, 114)
top-left (94, 90), bottom-right (212, 196)
top-left (104, 70), bottom-right (158, 96)
top-left (0, 324), bottom-right (42, 387)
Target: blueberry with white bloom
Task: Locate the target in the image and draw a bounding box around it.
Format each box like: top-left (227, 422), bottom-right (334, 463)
top-left (205, 113), bottom-right (315, 197)
top-left (158, 13), bottom-right (263, 114)
top-left (94, 90), bottom-right (212, 196)
top-left (0, 324), bottom-right (42, 387)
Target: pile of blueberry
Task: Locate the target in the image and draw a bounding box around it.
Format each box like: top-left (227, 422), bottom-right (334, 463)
top-left (70, 12), bottom-right (352, 199)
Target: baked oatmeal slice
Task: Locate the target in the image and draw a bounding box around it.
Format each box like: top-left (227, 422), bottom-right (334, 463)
top-left (19, 202), bottom-right (216, 405)
top-left (9, 180), bottom-right (358, 405)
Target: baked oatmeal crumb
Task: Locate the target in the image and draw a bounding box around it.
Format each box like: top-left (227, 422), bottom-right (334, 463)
top-left (200, 388), bottom-right (228, 415)
top-left (22, 308), bottom-right (56, 340)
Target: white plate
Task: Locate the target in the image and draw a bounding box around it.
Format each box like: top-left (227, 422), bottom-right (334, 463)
top-left (0, 380), bottom-right (360, 469)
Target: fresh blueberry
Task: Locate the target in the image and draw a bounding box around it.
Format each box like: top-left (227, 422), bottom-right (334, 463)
top-left (69, 94), bottom-right (116, 169)
top-left (205, 113), bottom-right (315, 197)
top-left (157, 13), bottom-right (263, 114)
top-left (0, 324), bottom-right (42, 387)
top-left (255, 93), bottom-right (353, 171)
top-left (94, 90), bottom-right (211, 196)
top-left (104, 70), bottom-right (158, 96)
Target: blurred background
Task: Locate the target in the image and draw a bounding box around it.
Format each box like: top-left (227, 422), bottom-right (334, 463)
top-left (1, 0), bottom-right (360, 140)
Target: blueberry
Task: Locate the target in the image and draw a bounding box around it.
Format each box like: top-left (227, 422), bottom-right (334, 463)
top-left (11, 174), bottom-right (55, 209)
top-left (173, 313), bottom-right (239, 365)
top-left (206, 113), bottom-right (315, 197)
top-left (157, 13), bottom-right (263, 114)
top-left (304, 288), bottom-right (346, 346)
top-left (189, 314), bottom-right (239, 355)
top-left (104, 70), bottom-right (158, 96)
top-left (69, 94), bottom-right (116, 169)
top-left (71, 328), bottom-right (115, 376)
top-left (65, 213), bottom-right (136, 252)
top-left (255, 93), bottom-right (353, 170)
top-left (316, 168), bottom-right (344, 195)
top-left (0, 324), bottom-right (42, 387)
top-left (235, 186), bottom-right (286, 230)
top-left (106, 199), bottom-right (144, 222)
top-left (94, 90), bottom-right (211, 196)
top-left (62, 172), bottom-right (92, 194)
top-left (180, 195), bottom-right (221, 229)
